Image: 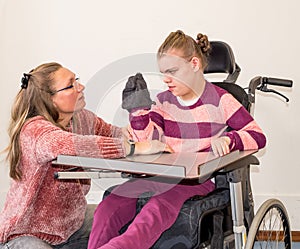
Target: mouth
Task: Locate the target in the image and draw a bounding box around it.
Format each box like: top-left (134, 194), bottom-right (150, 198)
top-left (168, 86), bottom-right (176, 91)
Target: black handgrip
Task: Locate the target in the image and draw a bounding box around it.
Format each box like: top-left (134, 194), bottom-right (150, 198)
top-left (263, 77), bottom-right (293, 87)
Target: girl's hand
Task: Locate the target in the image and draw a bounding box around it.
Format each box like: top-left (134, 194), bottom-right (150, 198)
top-left (211, 136), bottom-right (231, 156)
top-left (135, 140), bottom-right (173, 155)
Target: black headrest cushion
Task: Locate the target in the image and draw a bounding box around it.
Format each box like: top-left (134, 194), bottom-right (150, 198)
top-left (204, 41), bottom-right (236, 74)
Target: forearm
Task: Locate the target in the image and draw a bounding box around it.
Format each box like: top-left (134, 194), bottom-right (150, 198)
top-left (225, 123), bottom-right (266, 151)
top-left (221, 95), bottom-right (267, 151)
top-left (129, 109), bottom-right (155, 142)
top-left (34, 129), bottom-right (126, 163)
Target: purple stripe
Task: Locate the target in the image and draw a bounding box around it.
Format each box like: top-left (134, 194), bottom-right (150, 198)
top-left (200, 82), bottom-right (226, 106)
top-left (149, 112), bottom-right (164, 131)
top-left (227, 107), bottom-right (253, 130)
top-left (227, 131), bottom-right (244, 151)
top-left (247, 130), bottom-right (267, 149)
top-left (198, 147), bottom-right (211, 153)
top-left (130, 114), bottom-right (150, 130)
top-left (163, 120), bottom-right (226, 139)
top-left (156, 82), bottom-right (225, 110)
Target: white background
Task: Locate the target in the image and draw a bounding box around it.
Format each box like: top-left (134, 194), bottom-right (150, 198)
top-left (0, 0), bottom-right (299, 229)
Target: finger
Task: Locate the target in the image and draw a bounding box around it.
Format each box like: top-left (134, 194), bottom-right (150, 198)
top-left (222, 144), bottom-right (230, 155)
top-left (220, 138), bottom-right (230, 155)
top-left (211, 144), bottom-right (220, 157)
top-left (217, 146), bottom-right (224, 156)
top-left (164, 144), bottom-right (174, 153)
top-left (122, 126), bottom-right (132, 140)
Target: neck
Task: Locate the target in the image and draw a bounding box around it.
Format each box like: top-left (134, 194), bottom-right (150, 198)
top-left (180, 74), bottom-right (206, 101)
top-left (58, 113), bottom-right (73, 129)
top-left (194, 75), bottom-right (206, 97)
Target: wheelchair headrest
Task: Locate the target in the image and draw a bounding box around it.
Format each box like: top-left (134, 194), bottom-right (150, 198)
top-left (204, 41), bottom-right (241, 84)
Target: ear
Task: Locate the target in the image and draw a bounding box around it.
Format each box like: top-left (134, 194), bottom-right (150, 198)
top-left (190, 57), bottom-right (201, 72)
top-left (51, 96), bottom-right (58, 108)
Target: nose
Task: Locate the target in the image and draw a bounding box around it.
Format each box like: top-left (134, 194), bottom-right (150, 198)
top-left (77, 82), bottom-right (85, 92)
top-left (162, 74), bottom-right (172, 84)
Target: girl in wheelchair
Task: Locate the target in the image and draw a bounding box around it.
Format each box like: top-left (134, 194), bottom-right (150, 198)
top-left (88, 30), bottom-right (266, 249)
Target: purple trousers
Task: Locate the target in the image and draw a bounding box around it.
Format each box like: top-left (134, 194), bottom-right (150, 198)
top-left (88, 179), bottom-right (214, 249)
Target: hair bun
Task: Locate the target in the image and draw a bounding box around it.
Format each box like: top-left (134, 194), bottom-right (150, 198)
top-left (196, 33), bottom-right (211, 54)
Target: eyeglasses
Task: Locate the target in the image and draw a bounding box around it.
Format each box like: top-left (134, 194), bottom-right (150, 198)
top-left (52, 77), bottom-right (80, 94)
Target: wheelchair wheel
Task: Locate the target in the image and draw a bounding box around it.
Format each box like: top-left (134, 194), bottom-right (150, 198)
top-left (245, 198), bottom-right (291, 249)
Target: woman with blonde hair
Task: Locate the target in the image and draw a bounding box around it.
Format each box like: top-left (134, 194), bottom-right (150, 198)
top-left (0, 62), bottom-right (169, 249)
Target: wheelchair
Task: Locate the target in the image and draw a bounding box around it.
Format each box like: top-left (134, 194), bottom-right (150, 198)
top-left (103, 41), bottom-right (293, 249)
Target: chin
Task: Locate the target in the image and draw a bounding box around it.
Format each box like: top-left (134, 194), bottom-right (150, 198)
top-left (170, 91), bottom-right (179, 97)
top-left (74, 102), bottom-right (86, 112)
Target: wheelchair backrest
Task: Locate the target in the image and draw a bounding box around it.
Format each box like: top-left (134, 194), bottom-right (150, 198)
top-left (205, 41), bottom-right (250, 112)
top-left (204, 41), bottom-right (241, 84)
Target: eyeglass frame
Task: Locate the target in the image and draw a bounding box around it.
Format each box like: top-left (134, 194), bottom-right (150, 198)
top-left (52, 77), bottom-right (80, 95)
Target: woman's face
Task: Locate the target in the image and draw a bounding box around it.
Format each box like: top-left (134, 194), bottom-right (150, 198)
top-left (51, 67), bottom-right (85, 117)
top-left (158, 50), bottom-right (201, 100)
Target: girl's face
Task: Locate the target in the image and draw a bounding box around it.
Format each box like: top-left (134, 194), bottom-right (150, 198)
top-left (51, 67), bottom-right (86, 118)
top-left (158, 50), bottom-right (202, 101)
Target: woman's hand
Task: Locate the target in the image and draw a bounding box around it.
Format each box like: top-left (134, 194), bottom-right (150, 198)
top-left (121, 125), bottom-right (132, 140)
top-left (211, 136), bottom-right (231, 156)
top-left (125, 139), bottom-right (173, 156)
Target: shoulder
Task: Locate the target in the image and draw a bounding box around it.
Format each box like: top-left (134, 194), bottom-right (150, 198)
top-left (200, 81), bottom-right (229, 106)
top-left (21, 116), bottom-right (60, 139)
top-left (156, 90), bottom-right (177, 105)
top-left (23, 116), bottom-right (56, 129)
top-left (205, 81), bottom-right (228, 97)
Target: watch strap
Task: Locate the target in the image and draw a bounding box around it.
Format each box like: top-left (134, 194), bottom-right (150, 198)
top-left (128, 139), bottom-right (135, 156)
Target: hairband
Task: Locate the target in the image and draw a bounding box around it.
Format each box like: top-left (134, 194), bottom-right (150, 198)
top-left (21, 73), bottom-right (31, 89)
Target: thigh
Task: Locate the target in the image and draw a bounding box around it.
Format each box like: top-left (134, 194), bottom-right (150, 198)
top-left (55, 204), bottom-right (96, 249)
top-left (1, 236), bottom-right (53, 249)
top-left (111, 179), bottom-right (176, 198)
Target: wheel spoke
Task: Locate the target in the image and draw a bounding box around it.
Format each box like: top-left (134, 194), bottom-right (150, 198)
top-left (245, 199), bottom-right (291, 249)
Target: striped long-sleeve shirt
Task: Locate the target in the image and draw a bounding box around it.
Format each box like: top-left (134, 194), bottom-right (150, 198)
top-left (130, 81), bottom-right (266, 153)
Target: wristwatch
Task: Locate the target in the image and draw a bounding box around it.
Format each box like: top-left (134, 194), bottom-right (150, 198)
top-left (127, 139), bottom-right (135, 156)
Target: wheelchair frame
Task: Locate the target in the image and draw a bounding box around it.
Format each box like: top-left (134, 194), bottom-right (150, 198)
top-left (198, 41), bottom-right (293, 249)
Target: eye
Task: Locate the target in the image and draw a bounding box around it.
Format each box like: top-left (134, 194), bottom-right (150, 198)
top-left (167, 69), bottom-right (178, 75)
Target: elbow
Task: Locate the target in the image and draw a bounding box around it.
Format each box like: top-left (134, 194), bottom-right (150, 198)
top-left (257, 134), bottom-right (267, 149)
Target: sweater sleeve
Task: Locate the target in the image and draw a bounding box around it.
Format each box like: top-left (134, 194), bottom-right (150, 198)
top-left (74, 109), bottom-right (123, 138)
top-left (129, 98), bottom-right (165, 142)
top-left (221, 93), bottom-right (267, 151)
top-left (21, 117), bottom-right (126, 164)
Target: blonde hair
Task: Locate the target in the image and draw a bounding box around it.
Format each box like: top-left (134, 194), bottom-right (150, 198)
top-left (5, 62), bottom-right (63, 180)
top-left (157, 30), bottom-right (211, 70)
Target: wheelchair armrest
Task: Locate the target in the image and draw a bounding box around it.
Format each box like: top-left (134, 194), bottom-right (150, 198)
top-left (219, 155), bottom-right (259, 173)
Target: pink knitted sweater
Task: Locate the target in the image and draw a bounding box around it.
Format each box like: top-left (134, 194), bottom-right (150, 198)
top-left (0, 109), bottom-right (125, 245)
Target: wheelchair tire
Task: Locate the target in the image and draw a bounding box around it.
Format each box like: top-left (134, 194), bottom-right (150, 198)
top-left (245, 198), bottom-right (292, 249)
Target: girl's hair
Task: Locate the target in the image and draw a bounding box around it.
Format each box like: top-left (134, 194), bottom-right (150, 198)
top-left (157, 30), bottom-right (211, 70)
top-left (5, 62), bottom-right (63, 180)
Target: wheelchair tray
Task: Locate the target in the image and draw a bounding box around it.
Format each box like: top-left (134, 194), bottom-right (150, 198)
top-left (53, 150), bottom-right (258, 181)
